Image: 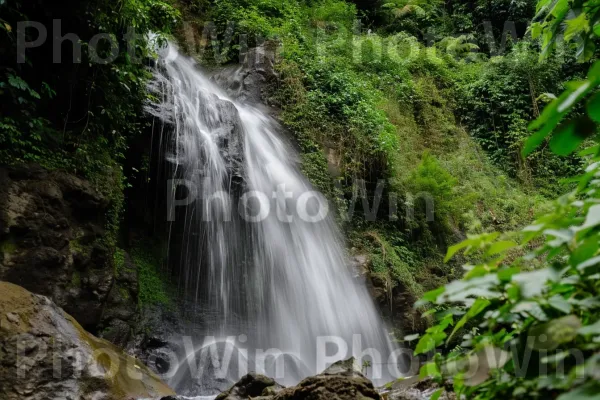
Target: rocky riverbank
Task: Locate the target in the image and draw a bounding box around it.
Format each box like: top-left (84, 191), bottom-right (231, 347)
top-left (0, 281), bottom-right (175, 400)
top-left (0, 279), bottom-right (452, 400)
top-left (161, 358), bottom-right (454, 400)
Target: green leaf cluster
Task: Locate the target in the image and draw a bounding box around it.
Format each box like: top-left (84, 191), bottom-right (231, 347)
top-left (416, 2), bottom-right (600, 395)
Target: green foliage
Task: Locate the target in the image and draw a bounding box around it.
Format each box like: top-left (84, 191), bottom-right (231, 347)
top-left (406, 152), bottom-right (461, 226)
top-left (524, 60), bottom-right (600, 159)
top-left (457, 42), bottom-right (585, 191)
top-left (524, 0), bottom-right (600, 159)
top-left (530, 0), bottom-right (600, 61)
top-left (415, 1), bottom-right (600, 398)
top-left (70, 270), bottom-right (82, 288)
top-left (0, 0), bottom-right (178, 176)
top-left (365, 231), bottom-right (425, 300)
top-left (0, 236), bottom-right (17, 254)
top-left (254, 1), bottom-right (551, 305)
top-left (131, 243), bottom-right (173, 307)
top-left (114, 248), bottom-right (126, 273)
top-left (0, 0), bottom-right (178, 282)
top-left (380, 0), bottom-right (442, 37)
top-left (416, 158), bottom-right (600, 398)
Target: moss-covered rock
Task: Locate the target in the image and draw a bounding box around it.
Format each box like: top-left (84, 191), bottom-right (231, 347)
top-left (0, 281), bottom-right (175, 399)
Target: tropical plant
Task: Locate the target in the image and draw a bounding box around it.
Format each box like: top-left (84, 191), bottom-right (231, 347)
top-left (524, 0), bottom-right (600, 158)
top-left (414, 154), bottom-right (600, 399)
top-left (415, 0), bottom-right (600, 398)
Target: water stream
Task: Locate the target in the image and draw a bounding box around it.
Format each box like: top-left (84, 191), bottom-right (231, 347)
top-left (146, 42), bottom-right (398, 395)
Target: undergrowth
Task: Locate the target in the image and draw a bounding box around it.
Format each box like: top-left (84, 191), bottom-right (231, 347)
top-left (130, 242), bottom-right (174, 308)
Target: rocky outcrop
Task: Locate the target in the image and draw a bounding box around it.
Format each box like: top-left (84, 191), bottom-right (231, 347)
top-left (382, 376), bottom-right (456, 400)
top-left (160, 358), bottom-right (457, 400)
top-left (215, 373), bottom-right (284, 400)
top-left (211, 41), bottom-right (280, 106)
top-left (274, 358), bottom-right (380, 400)
top-left (183, 358), bottom-right (380, 400)
top-left (0, 281), bottom-right (175, 399)
top-left (0, 164), bottom-right (139, 340)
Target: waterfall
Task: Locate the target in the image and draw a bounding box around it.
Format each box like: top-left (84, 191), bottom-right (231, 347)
top-left (146, 42), bottom-right (398, 395)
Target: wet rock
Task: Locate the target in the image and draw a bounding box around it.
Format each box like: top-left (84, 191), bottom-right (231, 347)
top-left (273, 358), bottom-right (380, 400)
top-left (321, 357), bottom-right (363, 376)
top-left (127, 303), bottom-right (184, 379)
top-left (209, 360), bottom-right (454, 400)
top-left (212, 358), bottom-right (380, 400)
top-left (215, 373), bottom-right (284, 400)
top-left (383, 377), bottom-right (456, 400)
top-left (0, 281), bottom-right (175, 400)
top-left (99, 251), bottom-right (139, 347)
top-left (348, 253), bottom-right (428, 336)
top-left (199, 94), bottom-right (245, 179)
top-left (211, 41), bottom-right (279, 105)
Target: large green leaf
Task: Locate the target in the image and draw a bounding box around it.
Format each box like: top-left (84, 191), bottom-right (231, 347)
top-left (556, 382), bottom-right (600, 400)
top-left (415, 332), bottom-right (445, 355)
top-left (528, 315), bottom-right (582, 351)
top-left (421, 287), bottom-right (445, 303)
top-left (419, 361), bottom-right (441, 379)
top-left (430, 389), bottom-right (444, 400)
top-left (548, 295), bottom-right (572, 314)
top-left (564, 12), bottom-right (589, 42)
top-left (447, 298), bottom-right (491, 345)
top-left (549, 117), bottom-right (595, 156)
top-left (588, 92), bottom-right (600, 122)
top-left (577, 255), bottom-right (600, 271)
top-left (579, 204), bottom-right (600, 230)
top-left (579, 319), bottom-right (600, 335)
top-left (523, 115), bottom-right (561, 156)
top-left (485, 240), bottom-right (517, 257)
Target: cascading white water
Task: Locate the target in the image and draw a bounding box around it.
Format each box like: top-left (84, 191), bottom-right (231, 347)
top-left (146, 42), bottom-right (399, 395)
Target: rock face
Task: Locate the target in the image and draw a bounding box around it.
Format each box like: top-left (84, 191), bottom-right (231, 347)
top-left (0, 164), bottom-right (139, 341)
top-left (211, 41), bottom-right (279, 105)
top-left (350, 254), bottom-right (429, 335)
top-left (127, 303), bottom-right (185, 379)
top-left (100, 251), bottom-right (140, 347)
top-left (0, 281), bottom-right (175, 399)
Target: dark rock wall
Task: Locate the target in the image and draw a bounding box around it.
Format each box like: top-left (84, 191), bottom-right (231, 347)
top-left (0, 164), bottom-right (138, 341)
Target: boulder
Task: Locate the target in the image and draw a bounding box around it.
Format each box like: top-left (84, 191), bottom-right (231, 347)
top-left (0, 281), bottom-right (175, 399)
top-left (383, 377), bottom-right (456, 400)
top-left (273, 358), bottom-right (380, 400)
top-left (215, 373), bottom-right (284, 400)
top-left (207, 358), bottom-right (380, 400)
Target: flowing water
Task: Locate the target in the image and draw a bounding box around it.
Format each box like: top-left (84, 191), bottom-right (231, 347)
top-left (146, 42), bottom-right (398, 395)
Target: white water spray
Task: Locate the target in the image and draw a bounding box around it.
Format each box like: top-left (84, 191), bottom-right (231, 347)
top-left (146, 43), bottom-right (398, 394)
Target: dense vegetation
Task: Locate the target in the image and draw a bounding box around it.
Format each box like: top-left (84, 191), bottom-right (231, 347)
top-left (411, 1), bottom-right (600, 400)
top-left (0, 0), bottom-right (179, 253)
top-left (187, 0), bottom-right (568, 314)
top-left (2, 0), bottom-right (600, 398)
